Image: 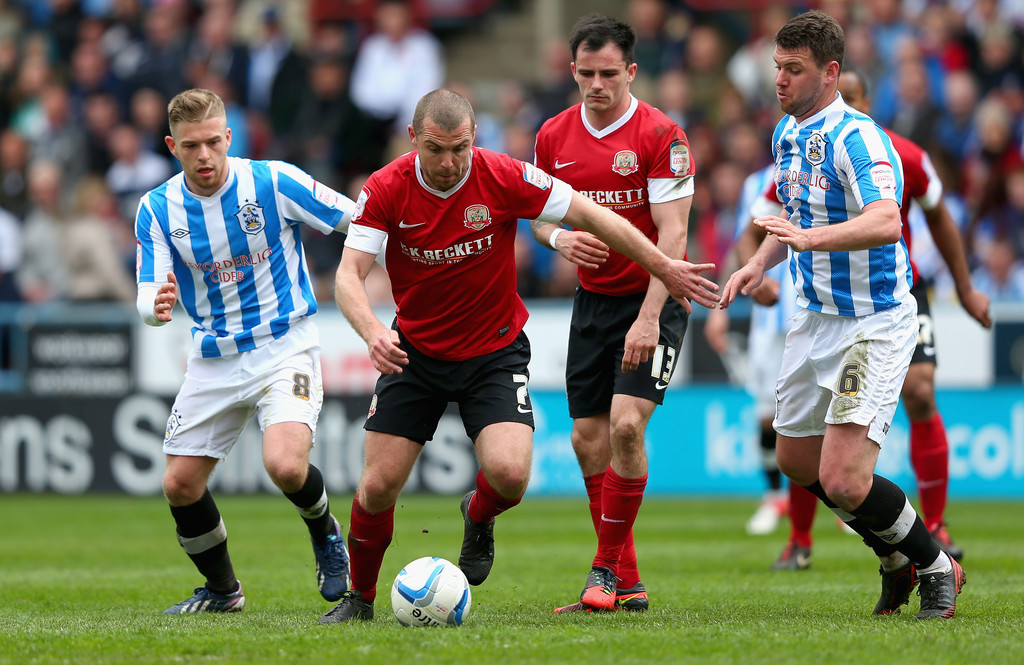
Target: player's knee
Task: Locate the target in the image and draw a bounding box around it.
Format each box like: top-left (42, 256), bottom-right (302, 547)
top-left (819, 472), bottom-right (868, 512)
top-left (162, 474), bottom-right (204, 505)
top-left (486, 464), bottom-right (530, 498)
top-left (609, 414), bottom-right (645, 449)
top-left (265, 458), bottom-right (306, 492)
top-left (901, 380), bottom-right (937, 421)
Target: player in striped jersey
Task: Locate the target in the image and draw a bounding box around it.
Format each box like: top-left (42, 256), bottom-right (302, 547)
top-left (136, 89), bottom-right (356, 614)
top-left (721, 11), bottom-right (965, 619)
top-left (768, 70), bottom-right (993, 573)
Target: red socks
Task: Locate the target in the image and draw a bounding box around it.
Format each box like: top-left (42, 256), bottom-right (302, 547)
top-left (585, 471), bottom-right (641, 589)
top-left (347, 491), bottom-right (394, 602)
top-left (788, 482), bottom-right (818, 548)
top-left (910, 414), bottom-right (949, 530)
top-left (592, 467), bottom-right (646, 577)
top-left (467, 469), bottom-right (521, 524)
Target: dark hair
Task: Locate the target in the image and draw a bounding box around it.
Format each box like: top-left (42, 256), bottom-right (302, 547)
top-left (412, 88), bottom-right (476, 134)
top-left (569, 14), bottom-right (636, 65)
top-left (774, 10), bottom-right (845, 71)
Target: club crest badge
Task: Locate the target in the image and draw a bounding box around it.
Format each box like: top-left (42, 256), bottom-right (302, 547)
top-left (805, 131), bottom-right (827, 166)
top-left (164, 409), bottom-right (183, 443)
top-left (464, 204), bottom-right (491, 231)
top-left (612, 150), bottom-right (639, 176)
top-left (236, 202), bottom-right (266, 235)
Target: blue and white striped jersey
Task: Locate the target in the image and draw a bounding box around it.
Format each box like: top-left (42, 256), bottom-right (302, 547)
top-left (136, 157), bottom-right (354, 358)
top-left (771, 93), bottom-right (911, 317)
top-left (737, 165), bottom-right (799, 336)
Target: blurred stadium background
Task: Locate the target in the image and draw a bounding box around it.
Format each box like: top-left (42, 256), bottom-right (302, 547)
top-left (1, 0), bottom-right (1023, 502)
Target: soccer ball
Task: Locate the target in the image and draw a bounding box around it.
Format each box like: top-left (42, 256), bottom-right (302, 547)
top-left (391, 556), bottom-right (472, 627)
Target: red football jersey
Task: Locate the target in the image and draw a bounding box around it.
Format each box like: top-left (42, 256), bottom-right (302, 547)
top-left (349, 147), bottom-right (572, 360)
top-left (534, 96), bottom-right (695, 296)
top-left (885, 129), bottom-right (943, 281)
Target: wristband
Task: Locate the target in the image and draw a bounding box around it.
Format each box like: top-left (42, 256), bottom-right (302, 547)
top-left (548, 228), bottom-right (564, 250)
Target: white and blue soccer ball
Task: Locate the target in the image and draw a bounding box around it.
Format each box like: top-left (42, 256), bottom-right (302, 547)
top-left (391, 556), bottom-right (472, 627)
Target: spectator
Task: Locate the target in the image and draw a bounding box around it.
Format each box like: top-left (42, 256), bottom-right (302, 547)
top-left (128, 0), bottom-right (189, 101)
top-left (17, 160), bottom-right (68, 303)
top-left (31, 82), bottom-right (90, 199)
top-left (105, 123), bottom-right (172, 223)
top-left (971, 239), bottom-right (1024, 300)
top-left (128, 87), bottom-right (173, 162)
top-left (349, 0), bottom-right (445, 169)
top-left (82, 91), bottom-right (121, 175)
top-left (187, 3), bottom-right (249, 107)
top-left (0, 128), bottom-right (30, 218)
top-left (62, 175), bottom-right (136, 303)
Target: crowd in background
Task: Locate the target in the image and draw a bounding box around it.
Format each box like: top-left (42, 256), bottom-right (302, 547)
top-left (1, 0), bottom-right (1024, 309)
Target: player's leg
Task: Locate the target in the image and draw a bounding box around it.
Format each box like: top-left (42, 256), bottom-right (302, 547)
top-left (576, 393), bottom-right (657, 611)
top-left (319, 431), bottom-right (422, 624)
top-left (746, 329), bottom-right (789, 535)
top-left (773, 480), bottom-right (817, 570)
top-left (161, 357), bottom-right (251, 614)
top-left (818, 302), bottom-right (962, 618)
top-left (455, 332), bottom-right (536, 586)
top-left (321, 334), bottom-right (447, 624)
top-left (258, 346), bottom-right (349, 601)
top-left (903, 362), bottom-right (961, 560)
top-left (162, 454), bottom-right (246, 613)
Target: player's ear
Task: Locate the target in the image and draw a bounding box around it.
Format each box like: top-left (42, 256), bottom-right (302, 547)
top-left (408, 124), bottom-right (417, 146)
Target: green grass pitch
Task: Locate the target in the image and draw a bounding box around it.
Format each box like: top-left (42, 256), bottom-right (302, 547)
top-left (1, 493), bottom-right (1021, 665)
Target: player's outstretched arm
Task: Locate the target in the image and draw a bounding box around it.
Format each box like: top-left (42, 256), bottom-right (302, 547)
top-left (562, 191), bottom-right (718, 312)
top-left (335, 247), bottom-right (408, 374)
top-left (922, 200), bottom-right (992, 328)
top-left (528, 219), bottom-right (609, 270)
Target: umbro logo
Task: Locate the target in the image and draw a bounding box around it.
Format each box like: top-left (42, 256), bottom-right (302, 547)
top-left (170, 228), bottom-right (190, 238)
top-left (554, 160), bottom-right (576, 169)
top-left (399, 220), bottom-right (426, 228)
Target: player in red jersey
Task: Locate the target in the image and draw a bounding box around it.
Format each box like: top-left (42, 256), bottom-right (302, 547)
top-left (318, 88), bottom-right (719, 624)
top-left (529, 15), bottom-right (694, 613)
top-left (770, 69), bottom-right (992, 573)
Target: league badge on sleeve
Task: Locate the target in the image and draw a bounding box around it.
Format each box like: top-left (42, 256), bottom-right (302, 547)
top-left (313, 180), bottom-right (342, 208)
top-left (353, 187), bottom-right (369, 222)
top-left (521, 162), bottom-right (551, 190)
top-left (805, 131), bottom-right (827, 166)
top-left (236, 201), bottom-right (266, 235)
top-left (669, 141), bottom-right (690, 176)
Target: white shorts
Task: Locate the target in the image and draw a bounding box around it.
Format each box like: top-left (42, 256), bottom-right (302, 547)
top-left (746, 327), bottom-right (787, 422)
top-left (163, 318), bottom-right (325, 459)
top-left (773, 300), bottom-right (918, 445)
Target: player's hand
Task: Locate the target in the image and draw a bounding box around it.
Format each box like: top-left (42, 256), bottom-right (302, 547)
top-left (661, 260), bottom-right (718, 314)
top-left (153, 272), bottom-right (178, 322)
top-left (959, 287), bottom-right (992, 328)
top-left (749, 276), bottom-right (780, 307)
top-left (369, 328), bottom-right (409, 375)
top-left (622, 316), bottom-right (659, 372)
top-left (755, 212), bottom-right (812, 252)
top-left (553, 230), bottom-right (609, 270)
top-left (704, 307), bottom-right (729, 355)
top-left (720, 264), bottom-right (765, 309)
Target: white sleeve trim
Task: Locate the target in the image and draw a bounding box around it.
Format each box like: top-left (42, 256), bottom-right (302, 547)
top-left (136, 283), bottom-right (166, 326)
top-left (916, 153), bottom-right (944, 211)
top-left (647, 176), bottom-right (694, 204)
top-left (536, 178), bottom-right (573, 223)
top-left (344, 223), bottom-right (387, 255)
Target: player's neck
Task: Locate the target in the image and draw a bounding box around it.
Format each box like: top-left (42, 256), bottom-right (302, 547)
top-left (584, 97), bottom-right (632, 132)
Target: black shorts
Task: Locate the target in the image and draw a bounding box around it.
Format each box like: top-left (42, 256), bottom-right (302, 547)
top-left (910, 279), bottom-right (937, 366)
top-left (364, 325), bottom-right (534, 445)
top-left (565, 288), bottom-right (688, 419)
